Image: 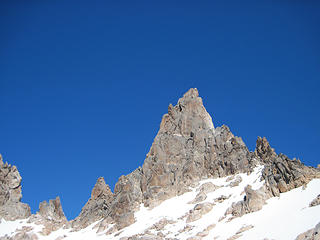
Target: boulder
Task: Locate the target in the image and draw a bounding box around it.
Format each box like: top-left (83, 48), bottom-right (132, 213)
top-left (186, 202), bottom-right (214, 222)
top-left (225, 185), bottom-right (267, 217)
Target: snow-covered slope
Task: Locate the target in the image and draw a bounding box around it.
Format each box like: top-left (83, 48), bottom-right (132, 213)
top-left (1, 166), bottom-right (319, 240)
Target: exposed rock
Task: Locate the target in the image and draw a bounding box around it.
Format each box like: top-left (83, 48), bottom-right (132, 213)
top-left (189, 191), bottom-right (207, 204)
top-left (256, 137), bottom-right (320, 197)
top-left (295, 222), bottom-right (320, 240)
top-left (227, 234), bottom-right (241, 240)
top-left (73, 88), bottom-right (260, 230)
top-left (186, 202), bottom-right (214, 222)
top-left (225, 185), bottom-right (267, 218)
top-left (96, 217), bottom-right (113, 233)
top-left (255, 137), bottom-right (277, 163)
top-left (0, 224), bottom-right (38, 240)
top-left (197, 182), bottom-right (218, 194)
top-left (236, 224), bottom-right (254, 234)
top-left (72, 177), bottom-right (113, 229)
top-left (149, 218), bottom-right (176, 231)
top-left (0, 155), bottom-right (31, 220)
top-left (108, 168), bottom-right (143, 230)
top-left (229, 175), bottom-right (242, 187)
top-left (309, 195), bottom-right (320, 207)
top-left (214, 195), bottom-right (230, 203)
top-left (141, 89), bottom-right (255, 210)
top-left (121, 233), bottom-right (163, 240)
top-left (178, 224), bottom-right (194, 233)
top-left (0, 232), bottom-right (38, 240)
top-left (195, 224), bottom-right (216, 238)
top-left (39, 196), bottom-right (67, 223)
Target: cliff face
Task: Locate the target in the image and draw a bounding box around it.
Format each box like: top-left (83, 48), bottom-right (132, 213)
top-left (0, 154), bottom-right (31, 221)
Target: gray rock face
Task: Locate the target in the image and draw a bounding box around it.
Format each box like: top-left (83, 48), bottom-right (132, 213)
top-left (72, 177), bottom-right (113, 229)
top-left (225, 185), bottom-right (267, 218)
top-left (0, 155), bottom-right (31, 220)
top-left (309, 195), bottom-right (320, 207)
top-left (108, 168), bottom-right (143, 229)
top-left (295, 222), bottom-right (320, 240)
top-left (141, 89), bottom-right (254, 208)
top-left (256, 137), bottom-right (320, 197)
top-left (186, 202), bottom-right (214, 222)
top-left (38, 196), bottom-right (67, 223)
top-left (24, 197), bottom-right (68, 236)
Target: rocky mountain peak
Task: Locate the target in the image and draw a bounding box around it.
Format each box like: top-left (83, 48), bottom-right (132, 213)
top-left (160, 88), bottom-right (214, 137)
top-left (0, 89), bottom-right (320, 240)
top-left (91, 177), bottom-right (112, 200)
top-left (71, 177), bottom-right (114, 229)
top-left (255, 136), bottom-right (277, 163)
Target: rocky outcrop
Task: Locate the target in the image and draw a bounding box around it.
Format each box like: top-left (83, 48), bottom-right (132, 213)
top-left (225, 185), bottom-right (267, 218)
top-left (186, 202), bottom-right (214, 222)
top-left (26, 196), bottom-right (68, 236)
top-left (0, 154), bottom-right (31, 220)
top-left (38, 196), bottom-right (67, 223)
top-left (0, 232), bottom-right (38, 240)
top-left (309, 195), bottom-right (320, 207)
top-left (295, 222), bottom-right (320, 240)
top-left (108, 168), bottom-right (143, 230)
top-left (256, 137), bottom-right (320, 197)
top-left (72, 177), bottom-right (113, 229)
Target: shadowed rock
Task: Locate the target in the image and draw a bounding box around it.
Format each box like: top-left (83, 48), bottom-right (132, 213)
top-left (72, 177), bottom-right (113, 229)
top-left (256, 137), bottom-right (320, 197)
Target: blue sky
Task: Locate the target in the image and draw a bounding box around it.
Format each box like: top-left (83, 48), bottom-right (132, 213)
top-left (1, 1), bottom-right (319, 220)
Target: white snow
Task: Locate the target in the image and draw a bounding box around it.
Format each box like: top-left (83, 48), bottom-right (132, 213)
top-left (1, 165), bottom-right (319, 240)
top-left (0, 219), bottom-right (28, 237)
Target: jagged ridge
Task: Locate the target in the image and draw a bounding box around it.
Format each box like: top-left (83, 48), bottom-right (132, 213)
top-left (0, 88), bottom-right (319, 240)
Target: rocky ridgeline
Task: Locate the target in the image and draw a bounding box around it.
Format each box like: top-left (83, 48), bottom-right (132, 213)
top-left (76, 88), bottom-right (319, 231)
top-left (0, 155), bottom-right (68, 239)
top-left (0, 88), bottom-right (319, 238)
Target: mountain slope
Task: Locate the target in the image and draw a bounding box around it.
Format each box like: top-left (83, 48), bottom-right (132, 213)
top-left (0, 88), bottom-right (319, 240)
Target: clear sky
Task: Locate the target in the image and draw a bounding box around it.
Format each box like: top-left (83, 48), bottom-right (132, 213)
top-left (1, 1), bottom-right (319, 220)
